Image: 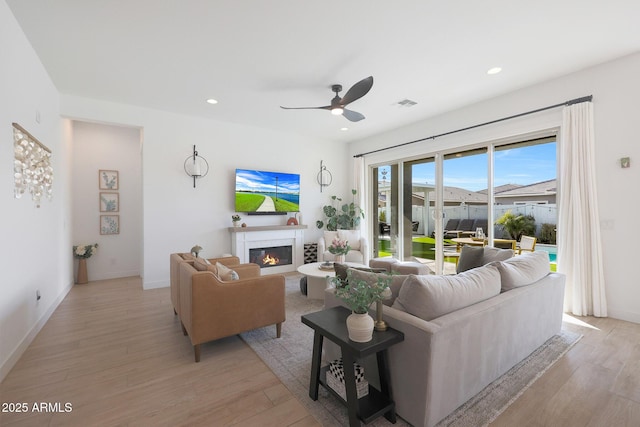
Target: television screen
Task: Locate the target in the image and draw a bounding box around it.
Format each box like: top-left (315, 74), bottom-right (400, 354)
top-left (235, 169), bottom-right (300, 213)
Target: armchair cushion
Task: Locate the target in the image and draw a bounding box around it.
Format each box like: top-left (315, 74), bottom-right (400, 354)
top-left (338, 229), bottom-right (361, 250)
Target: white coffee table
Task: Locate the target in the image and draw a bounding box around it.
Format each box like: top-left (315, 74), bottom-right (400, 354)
top-left (297, 262), bottom-right (366, 300)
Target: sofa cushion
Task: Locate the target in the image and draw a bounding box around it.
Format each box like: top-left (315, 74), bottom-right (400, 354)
top-left (494, 251), bottom-right (550, 291)
top-left (216, 262), bottom-right (239, 281)
top-left (482, 246), bottom-right (514, 264)
top-left (333, 263), bottom-right (386, 287)
top-left (338, 229), bottom-right (361, 251)
top-left (180, 252), bottom-right (196, 261)
top-left (392, 265), bottom-right (501, 321)
top-left (456, 245), bottom-right (485, 273)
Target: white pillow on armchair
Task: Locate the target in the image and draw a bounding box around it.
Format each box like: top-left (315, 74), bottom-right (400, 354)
top-left (317, 230), bottom-right (368, 264)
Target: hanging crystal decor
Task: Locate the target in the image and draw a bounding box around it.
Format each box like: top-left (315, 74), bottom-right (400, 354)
top-left (13, 123), bottom-right (53, 208)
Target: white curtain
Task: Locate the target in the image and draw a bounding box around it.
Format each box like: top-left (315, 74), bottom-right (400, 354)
top-left (558, 102), bottom-right (607, 317)
top-left (353, 155), bottom-right (367, 234)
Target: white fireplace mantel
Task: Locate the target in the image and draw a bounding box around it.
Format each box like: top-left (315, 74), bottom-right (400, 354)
top-left (229, 225), bottom-right (307, 274)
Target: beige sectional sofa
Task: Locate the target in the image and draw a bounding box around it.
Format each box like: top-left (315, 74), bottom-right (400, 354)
top-left (324, 250), bottom-right (565, 427)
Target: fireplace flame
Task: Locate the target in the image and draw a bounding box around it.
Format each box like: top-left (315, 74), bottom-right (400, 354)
top-left (263, 254), bottom-right (280, 265)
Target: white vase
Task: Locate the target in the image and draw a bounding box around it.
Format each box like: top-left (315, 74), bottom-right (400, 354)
top-left (346, 312), bottom-right (374, 342)
top-left (335, 254), bottom-right (345, 264)
top-left (233, 221), bottom-right (240, 227)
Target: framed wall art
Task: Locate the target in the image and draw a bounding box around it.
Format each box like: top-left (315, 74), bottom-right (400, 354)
top-left (99, 169), bottom-right (119, 190)
top-left (99, 192), bottom-right (119, 212)
top-left (100, 215), bottom-right (120, 235)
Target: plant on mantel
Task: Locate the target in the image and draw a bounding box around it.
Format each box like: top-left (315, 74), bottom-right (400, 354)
top-left (316, 189), bottom-right (364, 231)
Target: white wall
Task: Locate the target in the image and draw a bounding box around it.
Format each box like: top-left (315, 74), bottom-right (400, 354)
top-left (349, 53), bottom-right (640, 324)
top-left (71, 121), bottom-right (142, 281)
top-left (60, 96), bottom-right (350, 289)
top-left (0, 1), bottom-right (71, 380)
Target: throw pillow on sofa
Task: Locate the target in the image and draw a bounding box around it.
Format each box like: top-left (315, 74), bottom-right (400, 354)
top-left (456, 245), bottom-right (485, 273)
top-left (481, 246), bottom-right (514, 264)
top-left (493, 251), bottom-right (550, 291)
top-left (216, 262), bottom-right (239, 281)
top-left (194, 257), bottom-right (216, 272)
top-left (392, 264), bottom-right (501, 321)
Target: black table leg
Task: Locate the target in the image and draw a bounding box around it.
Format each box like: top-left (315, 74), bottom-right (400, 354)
top-left (309, 332), bottom-right (323, 400)
top-left (377, 349), bottom-right (397, 423)
top-left (342, 351), bottom-right (361, 427)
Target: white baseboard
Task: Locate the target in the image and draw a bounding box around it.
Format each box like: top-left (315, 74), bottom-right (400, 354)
top-left (608, 308), bottom-right (640, 325)
top-left (143, 279), bottom-right (169, 290)
top-left (0, 280), bottom-right (74, 383)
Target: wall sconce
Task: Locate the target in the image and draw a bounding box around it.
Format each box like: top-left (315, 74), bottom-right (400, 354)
top-left (184, 145), bottom-right (209, 188)
top-left (317, 160), bottom-right (333, 192)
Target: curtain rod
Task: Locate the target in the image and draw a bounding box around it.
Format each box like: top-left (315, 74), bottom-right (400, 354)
top-left (354, 95), bottom-right (593, 158)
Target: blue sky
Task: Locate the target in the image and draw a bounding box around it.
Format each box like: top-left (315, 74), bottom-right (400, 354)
top-left (378, 142), bottom-right (556, 192)
top-left (236, 169), bottom-right (300, 194)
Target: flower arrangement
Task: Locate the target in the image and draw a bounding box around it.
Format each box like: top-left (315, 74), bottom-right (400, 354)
top-left (232, 214), bottom-right (241, 222)
top-left (328, 237), bottom-right (350, 256)
top-left (73, 244), bottom-right (98, 259)
top-left (333, 271), bottom-right (391, 314)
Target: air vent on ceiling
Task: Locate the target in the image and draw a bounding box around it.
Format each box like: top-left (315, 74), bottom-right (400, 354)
top-left (394, 99), bottom-right (418, 108)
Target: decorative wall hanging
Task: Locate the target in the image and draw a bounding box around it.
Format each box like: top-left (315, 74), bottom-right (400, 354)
top-left (13, 123), bottom-right (53, 208)
top-left (99, 170), bottom-right (119, 190)
top-left (99, 192), bottom-right (119, 212)
top-left (100, 215), bottom-right (120, 235)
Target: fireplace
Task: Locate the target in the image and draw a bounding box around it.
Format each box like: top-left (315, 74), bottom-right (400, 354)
top-left (249, 245), bottom-right (293, 269)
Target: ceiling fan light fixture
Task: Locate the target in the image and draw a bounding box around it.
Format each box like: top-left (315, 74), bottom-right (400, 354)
top-left (331, 107), bottom-right (344, 116)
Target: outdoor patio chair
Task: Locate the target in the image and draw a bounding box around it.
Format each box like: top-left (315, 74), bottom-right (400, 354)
top-left (517, 235), bottom-right (537, 254)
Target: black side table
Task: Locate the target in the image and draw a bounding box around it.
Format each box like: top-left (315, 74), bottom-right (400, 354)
top-left (301, 306), bottom-right (404, 426)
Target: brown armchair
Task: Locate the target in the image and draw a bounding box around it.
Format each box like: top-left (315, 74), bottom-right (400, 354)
top-left (178, 260), bottom-right (285, 362)
top-left (169, 253), bottom-right (241, 319)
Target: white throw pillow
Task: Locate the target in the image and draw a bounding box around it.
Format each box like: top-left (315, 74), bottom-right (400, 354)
top-left (392, 265), bottom-right (501, 321)
top-left (338, 229), bottom-right (361, 251)
top-left (323, 231), bottom-right (339, 247)
top-left (494, 251), bottom-right (550, 291)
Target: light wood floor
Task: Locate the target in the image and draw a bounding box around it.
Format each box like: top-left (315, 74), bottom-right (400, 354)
top-left (0, 277), bottom-right (320, 427)
top-left (2, 277), bottom-right (640, 426)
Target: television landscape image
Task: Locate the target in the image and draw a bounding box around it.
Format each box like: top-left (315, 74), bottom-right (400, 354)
top-left (235, 169), bottom-right (300, 213)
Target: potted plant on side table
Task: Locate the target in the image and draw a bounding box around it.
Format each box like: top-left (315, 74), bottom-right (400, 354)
top-left (333, 271), bottom-right (391, 342)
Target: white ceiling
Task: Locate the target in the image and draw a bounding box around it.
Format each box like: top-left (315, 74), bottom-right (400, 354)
top-left (7, 0), bottom-right (640, 143)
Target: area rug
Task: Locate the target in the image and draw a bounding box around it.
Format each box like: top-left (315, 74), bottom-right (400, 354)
top-left (240, 274), bottom-right (582, 427)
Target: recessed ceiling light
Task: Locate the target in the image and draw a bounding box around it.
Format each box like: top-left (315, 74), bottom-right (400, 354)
top-left (206, 98), bottom-right (218, 105)
top-left (340, 127), bottom-right (349, 131)
top-left (487, 67), bottom-right (502, 75)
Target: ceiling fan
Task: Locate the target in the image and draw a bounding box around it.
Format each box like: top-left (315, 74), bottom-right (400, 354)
top-left (280, 76), bottom-right (373, 122)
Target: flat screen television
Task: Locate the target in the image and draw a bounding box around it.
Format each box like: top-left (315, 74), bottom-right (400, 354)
top-left (235, 168), bottom-right (300, 214)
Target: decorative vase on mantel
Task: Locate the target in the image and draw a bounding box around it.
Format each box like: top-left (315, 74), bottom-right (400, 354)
top-left (76, 258), bottom-right (88, 285)
top-left (346, 311), bottom-right (374, 342)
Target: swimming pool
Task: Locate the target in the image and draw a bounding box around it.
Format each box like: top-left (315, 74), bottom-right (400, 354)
top-left (536, 244), bottom-right (557, 263)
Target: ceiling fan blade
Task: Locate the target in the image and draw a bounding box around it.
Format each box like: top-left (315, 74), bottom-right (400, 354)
top-left (340, 76), bottom-right (374, 106)
top-left (342, 109), bottom-right (365, 122)
top-left (280, 105), bottom-right (331, 110)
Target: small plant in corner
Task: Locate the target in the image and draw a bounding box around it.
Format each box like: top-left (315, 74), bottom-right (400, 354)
top-left (316, 189), bottom-right (364, 231)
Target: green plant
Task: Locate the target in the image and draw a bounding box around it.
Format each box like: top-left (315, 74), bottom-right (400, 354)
top-left (539, 223), bottom-right (557, 244)
top-left (316, 189), bottom-right (364, 231)
top-left (495, 210), bottom-right (536, 241)
top-left (333, 271), bottom-right (391, 314)
top-left (379, 209), bottom-right (387, 223)
top-left (232, 214), bottom-right (241, 222)
top-left (73, 244), bottom-right (98, 259)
